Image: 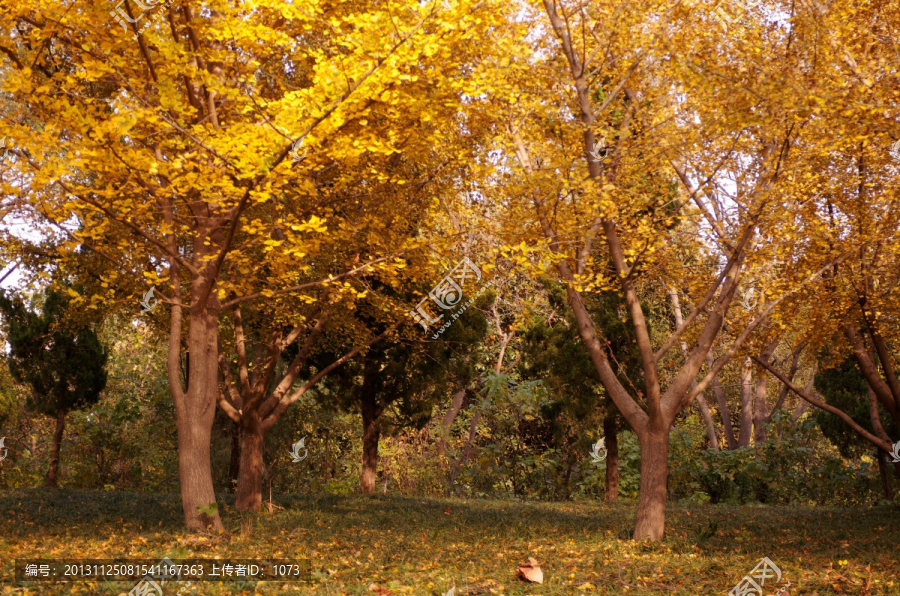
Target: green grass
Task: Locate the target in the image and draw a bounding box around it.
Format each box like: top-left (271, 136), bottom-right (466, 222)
top-left (0, 489), bottom-right (898, 594)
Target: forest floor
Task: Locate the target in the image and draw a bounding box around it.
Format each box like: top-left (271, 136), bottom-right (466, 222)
top-left (0, 489), bottom-right (898, 595)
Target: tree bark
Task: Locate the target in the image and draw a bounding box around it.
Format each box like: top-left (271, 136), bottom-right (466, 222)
top-left (709, 352), bottom-right (737, 449)
top-left (876, 448), bottom-right (893, 500)
top-left (788, 365), bottom-right (815, 430)
top-left (235, 412), bottom-right (265, 511)
top-left (174, 282), bottom-right (224, 530)
top-left (228, 419), bottom-right (240, 493)
top-left (633, 426), bottom-right (669, 540)
top-left (437, 389), bottom-right (466, 457)
top-left (753, 341), bottom-right (779, 444)
top-left (360, 389), bottom-right (381, 494)
top-left (738, 357), bottom-right (754, 447)
top-left (44, 407), bottom-right (66, 488)
top-left (603, 412), bottom-right (619, 501)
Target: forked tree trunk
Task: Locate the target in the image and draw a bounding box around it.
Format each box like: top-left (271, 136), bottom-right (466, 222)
top-left (235, 412), bottom-right (265, 511)
top-left (44, 407), bottom-right (66, 488)
top-left (603, 413), bottom-right (619, 501)
top-left (360, 390), bottom-right (381, 494)
top-left (633, 427), bottom-right (669, 540)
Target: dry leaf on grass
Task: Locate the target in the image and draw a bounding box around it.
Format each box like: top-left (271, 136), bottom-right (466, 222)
top-left (516, 556), bottom-right (544, 584)
top-left (367, 583), bottom-right (394, 595)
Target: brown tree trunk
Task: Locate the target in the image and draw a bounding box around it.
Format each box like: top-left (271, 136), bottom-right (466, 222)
top-left (44, 407), bottom-right (66, 488)
top-left (633, 426), bottom-right (669, 540)
top-left (753, 342), bottom-right (778, 444)
top-left (174, 286), bottom-right (224, 530)
top-left (753, 368), bottom-right (769, 444)
top-left (787, 366), bottom-right (815, 433)
top-left (738, 357), bottom-right (754, 447)
top-left (235, 412), bottom-right (265, 511)
top-left (324, 428), bottom-right (333, 480)
top-left (603, 413), bottom-right (619, 501)
top-left (228, 420), bottom-right (241, 493)
top-left (709, 352), bottom-right (737, 449)
top-left (437, 389), bottom-right (466, 457)
top-left (360, 389), bottom-right (381, 494)
top-left (877, 448), bottom-right (893, 500)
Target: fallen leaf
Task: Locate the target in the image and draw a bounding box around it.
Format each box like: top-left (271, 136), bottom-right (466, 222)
top-left (516, 556), bottom-right (544, 584)
top-left (444, 507), bottom-right (452, 515)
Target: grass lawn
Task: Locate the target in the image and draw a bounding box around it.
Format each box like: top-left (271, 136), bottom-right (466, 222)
top-left (0, 490), bottom-right (898, 595)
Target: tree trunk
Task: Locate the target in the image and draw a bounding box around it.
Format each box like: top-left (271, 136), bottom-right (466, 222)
top-left (360, 390), bottom-right (381, 494)
top-left (235, 412), bottom-right (265, 511)
top-left (633, 427), bottom-right (669, 540)
top-left (228, 420), bottom-right (241, 493)
top-left (753, 367), bottom-right (769, 444)
top-left (877, 448), bottom-right (893, 500)
top-left (787, 366), bottom-right (815, 433)
top-left (437, 389), bottom-right (466, 457)
top-left (709, 353), bottom-right (737, 449)
top-left (174, 286), bottom-right (224, 530)
top-left (44, 407), bottom-right (66, 488)
top-left (324, 428), bottom-right (333, 480)
top-left (603, 413), bottom-right (619, 502)
top-left (561, 451), bottom-right (574, 500)
top-left (738, 357), bottom-right (754, 447)
top-left (696, 394), bottom-right (719, 450)
top-left (753, 342), bottom-right (778, 444)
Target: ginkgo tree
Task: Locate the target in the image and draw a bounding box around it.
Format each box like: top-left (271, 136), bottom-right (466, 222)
top-left (0, 0), bottom-right (503, 528)
top-left (482, 0), bottom-right (852, 539)
top-left (750, 0), bottom-right (900, 465)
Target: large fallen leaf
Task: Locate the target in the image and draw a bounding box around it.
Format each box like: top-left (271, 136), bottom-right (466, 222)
top-left (516, 557), bottom-right (544, 584)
